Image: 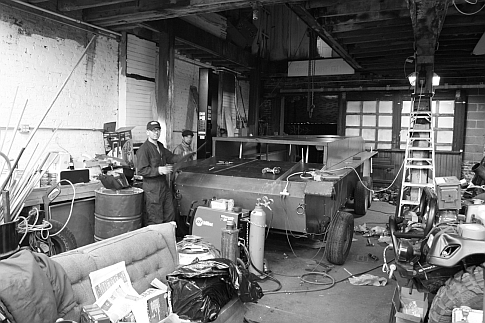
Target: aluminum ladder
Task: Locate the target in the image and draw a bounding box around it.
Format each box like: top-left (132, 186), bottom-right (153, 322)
top-left (397, 99), bottom-right (436, 218)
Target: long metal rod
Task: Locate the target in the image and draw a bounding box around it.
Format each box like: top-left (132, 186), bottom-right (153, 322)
top-left (211, 159), bottom-right (258, 174)
top-left (1, 190), bottom-right (10, 223)
top-left (0, 99), bottom-right (28, 177)
top-left (5, 0), bottom-right (121, 37)
top-left (0, 86), bottom-right (18, 153)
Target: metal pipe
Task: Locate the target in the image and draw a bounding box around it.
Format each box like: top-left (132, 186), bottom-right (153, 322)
top-left (0, 126), bottom-right (103, 132)
top-left (0, 100), bottom-right (28, 177)
top-left (5, 0), bottom-right (121, 37)
top-left (0, 87), bottom-right (18, 153)
top-left (279, 83), bottom-right (485, 93)
top-left (2, 190), bottom-right (10, 223)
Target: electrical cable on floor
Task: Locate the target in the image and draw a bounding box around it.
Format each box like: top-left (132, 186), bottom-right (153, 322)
top-left (239, 243), bottom-right (282, 293)
top-left (267, 252), bottom-right (396, 294)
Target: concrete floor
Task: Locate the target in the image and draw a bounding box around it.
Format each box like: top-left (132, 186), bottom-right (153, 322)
top-left (243, 201), bottom-right (397, 323)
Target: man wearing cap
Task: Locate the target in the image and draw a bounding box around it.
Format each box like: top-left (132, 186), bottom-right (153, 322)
top-left (173, 130), bottom-right (195, 160)
top-left (136, 121), bottom-right (194, 224)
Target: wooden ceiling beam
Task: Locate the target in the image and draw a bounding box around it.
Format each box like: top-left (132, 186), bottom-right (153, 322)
top-left (409, 0), bottom-right (450, 59)
top-left (328, 18), bottom-right (412, 33)
top-left (58, 0), bottom-right (134, 11)
top-left (316, 9), bottom-right (410, 25)
top-left (341, 33), bottom-right (414, 45)
top-left (286, 3), bottom-right (362, 70)
top-left (334, 25), bottom-right (412, 39)
top-left (308, 0), bottom-right (408, 15)
top-left (170, 19), bottom-right (254, 69)
top-left (84, 0), bottom-right (306, 25)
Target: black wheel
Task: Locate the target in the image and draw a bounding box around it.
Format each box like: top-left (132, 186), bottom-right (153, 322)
top-left (326, 211), bottom-right (354, 265)
top-left (363, 176), bottom-right (373, 207)
top-left (48, 219), bottom-right (78, 255)
top-left (428, 265), bottom-right (484, 323)
top-left (354, 180), bottom-right (368, 215)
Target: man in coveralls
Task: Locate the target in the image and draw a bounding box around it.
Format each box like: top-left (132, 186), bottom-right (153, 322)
top-left (173, 129), bottom-right (195, 160)
top-left (136, 121), bottom-right (194, 224)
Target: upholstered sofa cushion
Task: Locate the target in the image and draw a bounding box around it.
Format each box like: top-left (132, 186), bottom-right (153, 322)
top-left (51, 223), bottom-right (178, 321)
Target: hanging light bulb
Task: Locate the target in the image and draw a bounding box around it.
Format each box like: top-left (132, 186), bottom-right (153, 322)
top-left (252, 8), bottom-right (259, 20)
top-left (252, 1), bottom-right (261, 20)
top-left (432, 73), bottom-right (440, 86)
top-left (407, 72), bottom-right (417, 87)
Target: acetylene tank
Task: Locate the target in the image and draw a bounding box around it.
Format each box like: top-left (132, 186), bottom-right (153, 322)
top-left (249, 201), bottom-right (266, 275)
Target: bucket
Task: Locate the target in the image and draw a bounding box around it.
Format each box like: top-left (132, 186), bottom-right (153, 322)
top-left (466, 200), bottom-right (485, 223)
top-left (0, 221), bottom-right (19, 258)
top-left (94, 187), bottom-right (143, 241)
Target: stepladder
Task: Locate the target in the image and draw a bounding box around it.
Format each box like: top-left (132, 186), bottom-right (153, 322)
top-left (397, 96), bottom-right (436, 219)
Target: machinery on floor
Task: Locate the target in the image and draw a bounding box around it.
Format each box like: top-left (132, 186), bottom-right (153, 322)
top-left (174, 135), bottom-right (375, 265)
top-left (390, 176), bottom-right (485, 323)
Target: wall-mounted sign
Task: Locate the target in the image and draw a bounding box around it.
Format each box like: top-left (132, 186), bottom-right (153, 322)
top-left (287, 58), bottom-right (355, 77)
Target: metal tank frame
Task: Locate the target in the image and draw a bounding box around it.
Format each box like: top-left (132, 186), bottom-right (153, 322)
top-left (174, 135), bottom-right (375, 235)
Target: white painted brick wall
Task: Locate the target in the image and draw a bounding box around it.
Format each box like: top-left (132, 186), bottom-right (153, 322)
top-left (0, 6), bottom-right (118, 169)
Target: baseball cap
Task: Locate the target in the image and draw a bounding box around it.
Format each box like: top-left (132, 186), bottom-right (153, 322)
top-left (182, 130), bottom-right (194, 137)
top-left (147, 121), bottom-right (161, 131)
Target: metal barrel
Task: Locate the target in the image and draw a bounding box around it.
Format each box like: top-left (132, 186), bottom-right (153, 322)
top-left (0, 220), bottom-right (19, 257)
top-left (94, 187), bottom-right (143, 241)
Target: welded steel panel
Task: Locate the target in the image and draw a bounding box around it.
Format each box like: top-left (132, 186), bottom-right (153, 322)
top-left (175, 159), bottom-right (310, 233)
top-left (212, 135), bottom-right (365, 167)
top-left (175, 137), bottom-right (374, 234)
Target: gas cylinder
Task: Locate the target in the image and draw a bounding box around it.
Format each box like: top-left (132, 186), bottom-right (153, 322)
top-left (221, 219), bottom-right (239, 263)
top-left (249, 202), bottom-right (266, 275)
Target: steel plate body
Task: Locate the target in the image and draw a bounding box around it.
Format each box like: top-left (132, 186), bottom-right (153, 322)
top-left (174, 136), bottom-right (375, 234)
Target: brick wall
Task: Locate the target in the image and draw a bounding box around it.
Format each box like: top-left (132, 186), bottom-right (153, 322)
top-left (0, 6), bottom-right (119, 168)
top-left (462, 90), bottom-right (485, 180)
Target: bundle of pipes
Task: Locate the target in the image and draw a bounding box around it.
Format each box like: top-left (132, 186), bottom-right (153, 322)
top-left (0, 150), bottom-right (59, 223)
top-left (0, 35), bottom-right (97, 224)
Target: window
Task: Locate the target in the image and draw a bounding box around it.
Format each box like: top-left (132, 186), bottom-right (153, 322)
top-left (400, 100), bottom-right (455, 151)
top-left (345, 100), bottom-right (393, 150)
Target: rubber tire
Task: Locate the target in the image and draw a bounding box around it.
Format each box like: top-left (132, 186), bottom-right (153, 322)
top-left (363, 176), bottom-right (373, 207)
top-left (428, 265), bottom-right (484, 323)
top-left (326, 211), bottom-right (354, 265)
top-left (48, 219), bottom-right (78, 255)
top-left (354, 180), bottom-right (368, 215)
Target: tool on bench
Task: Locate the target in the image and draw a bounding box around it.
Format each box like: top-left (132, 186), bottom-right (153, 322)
top-left (262, 167), bottom-right (281, 174)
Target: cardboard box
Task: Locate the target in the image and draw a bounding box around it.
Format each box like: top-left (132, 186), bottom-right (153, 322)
top-left (80, 304), bottom-right (110, 323)
top-left (391, 286), bottom-right (429, 323)
top-left (452, 307), bottom-right (483, 323)
top-left (131, 288), bottom-right (169, 323)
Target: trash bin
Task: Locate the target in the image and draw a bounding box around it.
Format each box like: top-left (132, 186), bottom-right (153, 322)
top-left (94, 187), bottom-right (143, 241)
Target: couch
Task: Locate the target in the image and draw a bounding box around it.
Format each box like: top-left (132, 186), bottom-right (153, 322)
top-left (51, 222), bottom-right (179, 321)
top-left (52, 222), bottom-right (246, 323)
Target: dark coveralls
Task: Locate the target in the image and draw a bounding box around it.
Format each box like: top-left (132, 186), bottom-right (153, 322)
top-left (136, 139), bottom-right (183, 225)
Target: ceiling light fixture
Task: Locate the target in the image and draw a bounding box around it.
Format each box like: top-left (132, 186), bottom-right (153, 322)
top-left (252, 2), bottom-right (261, 20)
top-left (407, 72), bottom-right (440, 86)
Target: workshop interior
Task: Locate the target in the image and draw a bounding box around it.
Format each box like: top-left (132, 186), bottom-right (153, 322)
top-left (1, 0), bottom-right (485, 322)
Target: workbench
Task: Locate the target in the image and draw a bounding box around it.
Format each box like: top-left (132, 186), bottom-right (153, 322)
top-left (24, 181), bottom-right (102, 207)
top-left (24, 181), bottom-right (102, 247)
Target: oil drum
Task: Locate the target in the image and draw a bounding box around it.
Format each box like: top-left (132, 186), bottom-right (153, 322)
top-left (0, 220), bottom-right (19, 258)
top-left (94, 187), bottom-right (143, 241)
